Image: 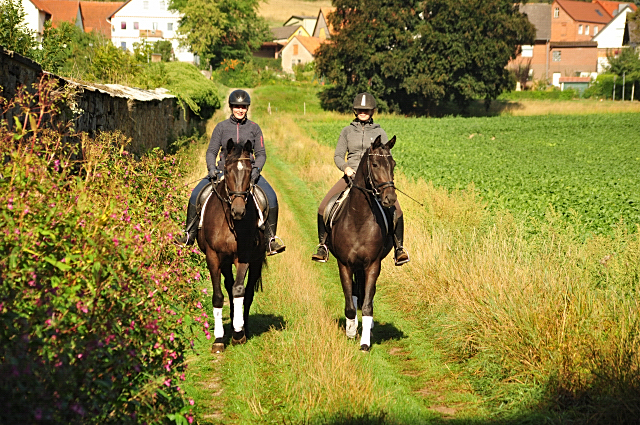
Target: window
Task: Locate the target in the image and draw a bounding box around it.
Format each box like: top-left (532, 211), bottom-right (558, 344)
top-left (143, 0), bottom-right (148, 9)
top-left (554, 7), bottom-right (559, 18)
top-left (578, 24), bottom-right (583, 34)
top-left (134, 22), bottom-right (139, 30)
top-left (293, 44), bottom-right (298, 55)
top-left (167, 23), bottom-right (173, 31)
top-left (121, 21), bottom-right (126, 29)
top-left (594, 26), bottom-right (599, 35)
top-left (120, 41), bottom-right (126, 50)
top-left (553, 50), bottom-right (561, 62)
top-left (586, 25), bottom-right (590, 35)
top-left (152, 22), bottom-right (158, 30)
top-left (521, 45), bottom-right (533, 58)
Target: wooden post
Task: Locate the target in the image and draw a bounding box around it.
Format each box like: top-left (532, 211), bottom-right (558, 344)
top-left (268, 102), bottom-right (271, 115)
top-left (622, 72), bottom-right (626, 101)
top-left (632, 83), bottom-right (635, 102)
top-left (613, 75), bottom-right (616, 101)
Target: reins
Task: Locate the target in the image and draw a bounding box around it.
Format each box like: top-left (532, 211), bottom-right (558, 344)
top-left (210, 155), bottom-right (253, 234)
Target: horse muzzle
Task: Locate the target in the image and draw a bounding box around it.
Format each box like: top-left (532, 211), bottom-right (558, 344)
top-left (230, 198), bottom-right (246, 220)
top-left (380, 189), bottom-right (397, 208)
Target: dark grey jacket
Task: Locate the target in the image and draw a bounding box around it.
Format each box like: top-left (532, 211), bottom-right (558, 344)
top-left (334, 120), bottom-right (388, 172)
top-left (206, 116), bottom-right (266, 179)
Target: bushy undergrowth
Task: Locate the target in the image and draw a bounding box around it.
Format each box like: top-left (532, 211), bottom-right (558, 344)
top-left (498, 87), bottom-right (579, 100)
top-left (0, 77), bottom-right (208, 424)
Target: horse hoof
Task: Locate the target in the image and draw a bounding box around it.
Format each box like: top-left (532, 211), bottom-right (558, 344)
top-left (360, 344), bottom-right (370, 352)
top-left (346, 318), bottom-right (358, 339)
top-left (212, 341), bottom-right (225, 353)
top-left (231, 331), bottom-right (246, 345)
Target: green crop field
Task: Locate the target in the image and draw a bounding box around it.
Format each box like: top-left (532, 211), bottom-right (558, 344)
top-left (304, 113), bottom-right (640, 235)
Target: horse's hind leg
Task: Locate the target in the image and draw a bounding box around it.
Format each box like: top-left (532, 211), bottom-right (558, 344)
top-left (206, 252), bottom-right (225, 353)
top-left (338, 262), bottom-right (358, 339)
top-left (360, 261), bottom-right (381, 352)
top-left (243, 259), bottom-right (262, 335)
top-left (222, 263), bottom-right (234, 323)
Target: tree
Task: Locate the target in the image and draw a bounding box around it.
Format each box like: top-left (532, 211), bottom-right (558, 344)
top-left (0, 0), bottom-right (37, 56)
top-left (315, 0), bottom-right (536, 114)
top-left (171, 0), bottom-right (269, 68)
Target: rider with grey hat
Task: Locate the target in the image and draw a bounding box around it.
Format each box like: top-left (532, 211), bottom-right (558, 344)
top-left (311, 92), bottom-right (409, 265)
top-left (176, 89), bottom-right (285, 255)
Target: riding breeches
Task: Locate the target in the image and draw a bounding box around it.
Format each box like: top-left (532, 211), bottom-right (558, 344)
top-left (318, 176), bottom-right (402, 217)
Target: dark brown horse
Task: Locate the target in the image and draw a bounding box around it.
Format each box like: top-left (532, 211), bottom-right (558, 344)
top-left (197, 139), bottom-right (266, 353)
top-left (327, 135), bottom-right (397, 351)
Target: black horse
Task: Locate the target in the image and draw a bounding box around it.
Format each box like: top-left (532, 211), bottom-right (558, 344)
top-left (326, 135), bottom-right (397, 351)
top-left (197, 140), bottom-right (266, 353)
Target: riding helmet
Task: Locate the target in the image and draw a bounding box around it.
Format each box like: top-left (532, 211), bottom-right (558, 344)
top-left (353, 92), bottom-right (376, 110)
top-left (229, 89), bottom-right (251, 106)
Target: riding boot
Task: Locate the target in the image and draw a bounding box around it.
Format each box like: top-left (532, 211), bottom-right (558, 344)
top-left (311, 213), bottom-right (329, 263)
top-left (264, 205), bottom-right (285, 255)
top-left (393, 215), bottom-right (410, 266)
top-left (175, 201), bottom-right (199, 246)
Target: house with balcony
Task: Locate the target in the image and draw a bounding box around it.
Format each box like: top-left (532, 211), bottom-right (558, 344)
top-left (109, 0), bottom-right (193, 62)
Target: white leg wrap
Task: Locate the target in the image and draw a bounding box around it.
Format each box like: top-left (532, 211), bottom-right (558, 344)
top-left (346, 317), bottom-right (358, 339)
top-left (213, 308), bottom-right (224, 339)
top-left (360, 316), bottom-right (373, 347)
top-left (233, 297), bottom-right (244, 332)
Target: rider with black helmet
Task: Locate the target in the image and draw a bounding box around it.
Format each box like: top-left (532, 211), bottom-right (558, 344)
top-left (311, 92), bottom-right (409, 265)
top-left (176, 89), bottom-right (285, 255)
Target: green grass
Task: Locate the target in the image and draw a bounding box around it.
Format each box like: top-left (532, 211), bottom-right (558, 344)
top-left (303, 112), bottom-right (640, 236)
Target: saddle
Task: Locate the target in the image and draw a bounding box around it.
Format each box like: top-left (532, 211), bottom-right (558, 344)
top-left (196, 180), bottom-right (269, 229)
top-left (322, 187), bottom-right (393, 235)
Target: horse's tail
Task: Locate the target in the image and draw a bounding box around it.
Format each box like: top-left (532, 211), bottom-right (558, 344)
top-left (255, 255), bottom-right (267, 292)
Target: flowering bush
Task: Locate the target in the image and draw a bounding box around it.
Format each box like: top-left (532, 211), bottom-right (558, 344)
top-left (0, 77), bottom-right (204, 424)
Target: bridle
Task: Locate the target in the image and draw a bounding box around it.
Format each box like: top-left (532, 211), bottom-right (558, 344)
top-left (351, 150), bottom-right (395, 198)
top-left (214, 155), bottom-right (253, 205)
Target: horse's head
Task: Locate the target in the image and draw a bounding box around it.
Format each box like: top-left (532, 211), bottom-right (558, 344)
top-left (367, 135), bottom-right (397, 208)
top-left (224, 139), bottom-right (253, 220)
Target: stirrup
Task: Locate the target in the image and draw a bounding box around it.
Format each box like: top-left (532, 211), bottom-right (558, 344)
top-left (267, 236), bottom-right (286, 256)
top-left (394, 247), bottom-right (410, 266)
top-left (311, 244), bottom-right (329, 263)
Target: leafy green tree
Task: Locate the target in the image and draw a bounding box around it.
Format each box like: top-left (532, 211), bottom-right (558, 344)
top-left (32, 21), bottom-right (74, 73)
top-left (315, 0), bottom-right (535, 114)
top-left (170, 0), bottom-right (269, 68)
top-left (0, 0), bottom-right (37, 56)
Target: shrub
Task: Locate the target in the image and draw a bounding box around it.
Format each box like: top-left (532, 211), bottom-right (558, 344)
top-left (164, 62), bottom-right (221, 119)
top-left (0, 76), bottom-right (206, 424)
top-left (213, 59), bottom-right (259, 88)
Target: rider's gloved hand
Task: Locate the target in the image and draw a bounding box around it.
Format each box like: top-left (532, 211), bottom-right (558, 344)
top-left (251, 167), bottom-right (260, 184)
top-left (208, 168), bottom-right (218, 182)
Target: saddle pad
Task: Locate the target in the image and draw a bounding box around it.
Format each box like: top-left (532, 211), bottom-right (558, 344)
top-left (198, 193), bottom-right (213, 229)
top-left (198, 185), bottom-right (269, 229)
top-left (324, 187), bottom-right (350, 230)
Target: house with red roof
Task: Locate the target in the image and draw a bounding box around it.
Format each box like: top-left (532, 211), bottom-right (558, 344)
top-left (80, 1), bottom-right (124, 40)
top-left (38, 0), bottom-right (84, 31)
top-left (312, 7), bottom-right (335, 40)
top-left (281, 35), bottom-right (323, 73)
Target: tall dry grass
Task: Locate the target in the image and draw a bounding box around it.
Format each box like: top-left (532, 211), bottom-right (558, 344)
top-left (261, 106), bottom-right (640, 419)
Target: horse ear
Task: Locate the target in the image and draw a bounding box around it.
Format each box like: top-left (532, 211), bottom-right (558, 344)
top-left (372, 135), bottom-right (382, 150)
top-left (243, 141), bottom-right (252, 154)
top-left (386, 136), bottom-right (396, 150)
top-left (226, 138), bottom-right (235, 153)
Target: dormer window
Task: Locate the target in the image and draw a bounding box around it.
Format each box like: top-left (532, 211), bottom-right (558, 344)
top-left (554, 7), bottom-right (559, 18)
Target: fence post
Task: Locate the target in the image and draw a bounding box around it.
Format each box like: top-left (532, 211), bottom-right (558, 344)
top-left (613, 75), bottom-right (616, 101)
top-left (622, 72), bottom-right (625, 101)
top-left (632, 83), bottom-right (635, 102)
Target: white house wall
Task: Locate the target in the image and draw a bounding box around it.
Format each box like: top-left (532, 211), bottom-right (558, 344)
top-left (21, 0), bottom-right (46, 39)
top-left (281, 37), bottom-right (314, 73)
top-left (110, 0), bottom-right (193, 62)
top-left (593, 7), bottom-right (632, 49)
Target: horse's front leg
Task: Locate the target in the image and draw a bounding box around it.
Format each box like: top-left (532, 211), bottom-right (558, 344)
top-left (205, 250), bottom-right (225, 353)
top-left (338, 261), bottom-right (358, 339)
top-left (231, 261), bottom-right (250, 344)
top-left (360, 261), bottom-right (381, 352)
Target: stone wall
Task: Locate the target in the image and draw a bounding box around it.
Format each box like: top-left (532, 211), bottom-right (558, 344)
top-left (1, 47), bottom-right (205, 154)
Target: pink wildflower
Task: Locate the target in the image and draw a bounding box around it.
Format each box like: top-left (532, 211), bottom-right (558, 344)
top-left (196, 302), bottom-right (202, 309)
top-left (164, 379), bottom-right (171, 387)
top-left (189, 399), bottom-right (194, 406)
top-left (202, 288), bottom-right (207, 294)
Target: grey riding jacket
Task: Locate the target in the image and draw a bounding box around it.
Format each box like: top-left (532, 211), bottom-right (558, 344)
top-left (334, 120), bottom-right (388, 173)
top-left (206, 115), bottom-right (266, 178)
